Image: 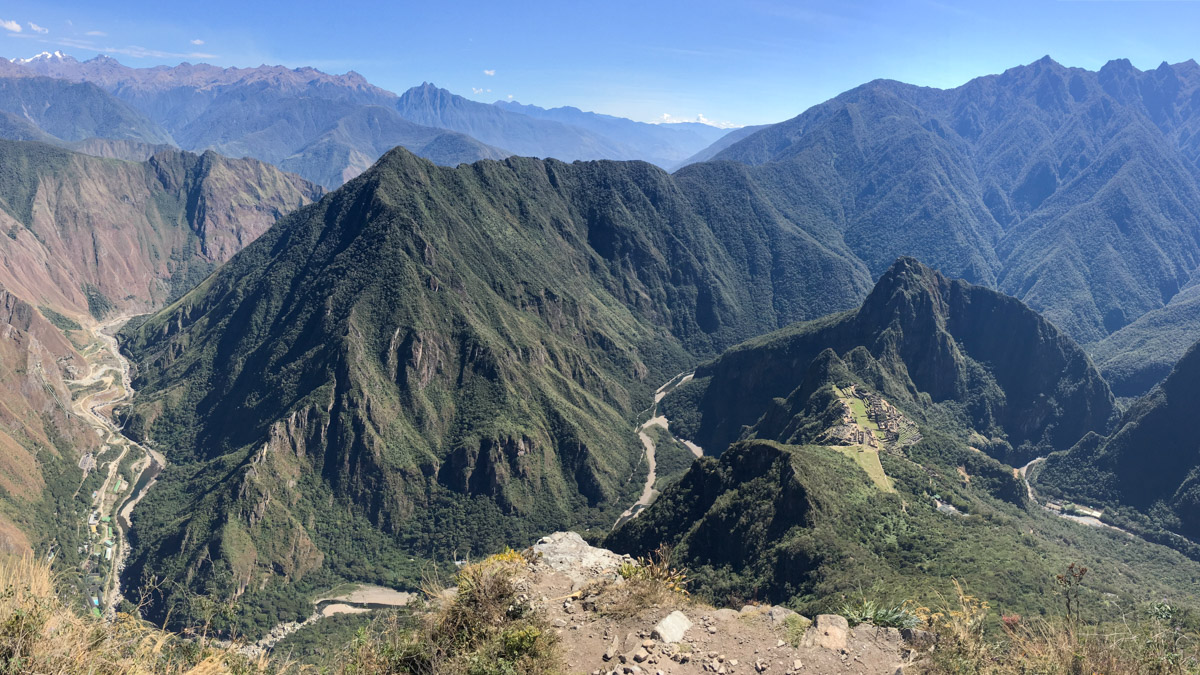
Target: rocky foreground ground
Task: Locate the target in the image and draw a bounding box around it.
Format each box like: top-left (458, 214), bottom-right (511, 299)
top-left (520, 533), bottom-right (929, 674)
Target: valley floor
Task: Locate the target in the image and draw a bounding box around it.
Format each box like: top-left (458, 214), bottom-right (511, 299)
top-left (66, 315), bottom-right (164, 618)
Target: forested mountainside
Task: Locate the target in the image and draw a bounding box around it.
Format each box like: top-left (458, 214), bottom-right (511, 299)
top-left (658, 258), bottom-right (1115, 465)
top-left (707, 57), bottom-right (1200, 395)
top-left (114, 146), bottom-right (886, 635)
top-left (0, 140), bottom-right (321, 319)
top-left (17, 53), bottom-right (1200, 399)
top-left (1039, 335), bottom-right (1200, 549)
top-left (14, 52), bottom-right (1200, 658)
top-left (601, 262), bottom-right (1195, 629)
top-left (115, 52), bottom-right (1200, 626)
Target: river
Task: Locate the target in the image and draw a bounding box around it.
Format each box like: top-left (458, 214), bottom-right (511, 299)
top-left (68, 315), bottom-right (165, 616)
top-left (612, 371), bottom-right (704, 530)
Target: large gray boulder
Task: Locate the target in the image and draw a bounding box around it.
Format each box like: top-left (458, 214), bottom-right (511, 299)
top-left (652, 610), bottom-right (693, 643)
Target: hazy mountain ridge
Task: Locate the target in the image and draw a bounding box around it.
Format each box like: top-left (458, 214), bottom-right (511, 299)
top-left (0, 54), bottom-right (509, 188)
top-left (397, 83), bottom-right (640, 161)
top-left (493, 99), bottom-right (734, 167)
top-left (0, 53), bottom-right (743, 189)
top-left (0, 76), bottom-right (172, 145)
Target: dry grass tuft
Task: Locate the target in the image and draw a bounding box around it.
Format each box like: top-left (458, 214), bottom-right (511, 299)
top-left (0, 553), bottom-right (269, 674)
top-left (334, 554), bottom-right (558, 674)
top-left (917, 578), bottom-right (1200, 674)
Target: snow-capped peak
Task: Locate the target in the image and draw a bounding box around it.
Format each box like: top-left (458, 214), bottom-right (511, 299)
top-left (12, 51), bottom-right (71, 64)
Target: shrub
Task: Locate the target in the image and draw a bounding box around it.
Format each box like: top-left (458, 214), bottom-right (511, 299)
top-left (617, 544), bottom-right (689, 596)
top-left (838, 597), bottom-right (921, 629)
top-left (337, 553), bottom-right (558, 674)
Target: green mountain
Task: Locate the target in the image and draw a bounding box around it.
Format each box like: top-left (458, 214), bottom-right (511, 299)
top-left (115, 147), bottom-right (880, 636)
top-left (708, 57), bottom-right (1200, 358)
top-left (1038, 336), bottom-right (1200, 549)
top-left (661, 258), bottom-right (1115, 464)
top-left (603, 433), bottom-right (1200, 622)
top-left (603, 263), bottom-right (1174, 620)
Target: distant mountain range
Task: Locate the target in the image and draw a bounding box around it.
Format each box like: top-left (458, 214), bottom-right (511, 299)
top-left (492, 99), bottom-right (732, 166)
top-left (698, 56), bottom-right (1200, 397)
top-left (0, 52), bottom-right (743, 187)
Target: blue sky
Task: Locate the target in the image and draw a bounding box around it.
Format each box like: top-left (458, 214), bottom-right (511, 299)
top-left (3, 0), bottom-right (1200, 127)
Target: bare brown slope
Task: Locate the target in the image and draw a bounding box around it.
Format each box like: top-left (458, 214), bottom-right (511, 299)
top-left (0, 286), bottom-right (96, 555)
top-left (0, 140), bottom-right (322, 320)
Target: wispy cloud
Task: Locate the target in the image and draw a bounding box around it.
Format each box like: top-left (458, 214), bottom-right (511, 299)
top-left (28, 22), bottom-right (47, 34)
top-left (655, 112), bottom-right (740, 129)
top-left (100, 44), bottom-right (217, 59)
top-left (85, 30), bottom-right (106, 36)
top-left (7, 32), bottom-right (217, 60)
top-left (190, 38), bottom-right (204, 45)
top-left (1, 20), bottom-right (22, 33)
top-left (483, 68), bottom-right (495, 76)
top-left (471, 87), bottom-right (493, 94)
